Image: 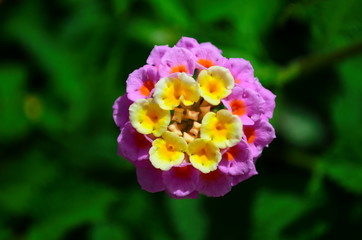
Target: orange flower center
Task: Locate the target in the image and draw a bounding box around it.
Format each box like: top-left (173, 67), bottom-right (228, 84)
top-left (244, 126), bottom-right (256, 144)
top-left (197, 59), bottom-right (214, 68)
top-left (230, 100), bottom-right (246, 116)
top-left (224, 152), bottom-right (234, 161)
top-left (171, 65), bottom-right (187, 74)
top-left (224, 146), bottom-right (238, 161)
top-left (139, 80), bottom-right (155, 97)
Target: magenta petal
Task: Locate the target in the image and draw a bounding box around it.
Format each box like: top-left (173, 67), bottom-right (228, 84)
top-left (166, 190), bottom-right (199, 199)
top-left (126, 65), bottom-right (158, 101)
top-left (191, 45), bottom-right (226, 69)
top-left (231, 165), bottom-right (258, 186)
top-left (244, 120), bottom-right (276, 159)
top-left (223, 86), bottom-right (263, 125)
top-left (197, 169), bottom-right (232, 197)
top-left (113, 94), bottom-right (132, 129)
top-left (218, 140), bottom-right (254, 176)
top-left (136, 162), bottom-right (165, 193)
top-left (158, 47), bottom-right (195, 77)
top-left (254, 120), bottom-right (276, 147)
top-left (227, 58), bottom-right (255, 85)
top-left (199, 42), bottom-right (222, 53)
top-left (255, 80), bottom-right (276, 119)
top-left (162, 165), bottom-right (199, 197)
top-left (175, 37), bottom-right (199, 49)
top-left (146, 45), bottom-right (170, 67)
top-left (117, 122), bottom-right (152, 163)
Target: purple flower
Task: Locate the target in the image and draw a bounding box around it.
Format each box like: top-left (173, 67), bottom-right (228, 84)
top-left (126, 65), bottom-right (158, 101)
top-left (222, 86), bottom-right (264, 125)
top-left (113, 94), bottom-right (132, 130)
top-left (158, 47), bottom-right (195, 77)
top-left (243, 119), bottom-right (276, 159)
top-left (113, 37), bottom-right (276, 198)
top-left (163, 164), bottom-right (199, 197)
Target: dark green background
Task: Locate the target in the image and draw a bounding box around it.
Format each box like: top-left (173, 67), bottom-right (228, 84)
top-left (1, 0), bottom-right (362, 239)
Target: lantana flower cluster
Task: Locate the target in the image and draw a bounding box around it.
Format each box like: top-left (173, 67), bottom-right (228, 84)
top-left (113, 37), bottom-right (276, 198)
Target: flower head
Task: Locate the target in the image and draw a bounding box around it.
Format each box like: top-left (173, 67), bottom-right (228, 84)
top-left (154, 73), bottom-right (200, 110)
top-left (113, 37), bottom-right (276, 198)
top-left (198, 66), bottom-right (234, 105)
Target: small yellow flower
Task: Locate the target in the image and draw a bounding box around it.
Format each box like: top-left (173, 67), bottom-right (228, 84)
top-left (188, 139), bottom-right (221, 173)
top-left (197, 66), bottom-right (234, 105)
top-left (129, 98), bottom-right (171, 137)
top-left (154, 73), bottom-right (200, 110)
top-left (200, 109), bottom-right (243, 149)
top-left (149, 131), bottom-right (188, 170)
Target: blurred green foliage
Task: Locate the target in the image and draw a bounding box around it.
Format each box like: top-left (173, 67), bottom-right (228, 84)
top-left (1, 0), bottom-right (362, 239)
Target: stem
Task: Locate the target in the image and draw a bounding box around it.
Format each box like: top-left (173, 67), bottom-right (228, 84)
top-left (276, 39), bottom-right (362, 86)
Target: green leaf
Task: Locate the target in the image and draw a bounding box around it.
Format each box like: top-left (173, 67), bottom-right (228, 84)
top-left (127, 18), bottom-right (178, 46)
top-left (146, 0), bottom-right (189, 29)
top-left (325, 156), bottom-right (362, 194)
top-left (323, 143), bottom-right (362, 194)
top-left (333, 55), bottom-right (362, 148)
top-left (118, 190), bottom-right (149, 225)
top-left (112, 0), bottom-right (131, 16)
top-left (167, 198), bottom-right (208, 240)
top-left (0, 65), bottom-right (29, 140)
top-left (251, 189), bottom-right (307, 240)
top-left (4, 4), bottom-right (88, 132)
top-left (231, 0), bottom-right (283, 57)
top-left (90, 223), bottom-right (131, 240)
top-left (0, 151), bottom-right (57, 214)
top-left (25, 179), bottom-right (117, 240)
top-left (322, 56), bottom-right (362, 195)
top-left (0, 226), bottom-right (11, 240)
top-left (194, 0), bottom-right (238, 22)
top-left (296, 0), bottom-right (362, 51)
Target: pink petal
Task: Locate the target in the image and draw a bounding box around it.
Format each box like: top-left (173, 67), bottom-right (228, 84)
top-left (197, 169), bottom-right (232, 197)
top-left (166, 190), bottom-right (199, 199)
top-left (113, 94), bottom-right (132, 129)
top-left (136, 161), bottom-right (165, 193)
top-left (199, 42), bottom-right (222, 53)
top-left (218, 140), bottom-right (254, 176)
top-left (118, 122), bottom-right (152, 163)
top-left (227, 58), bottom-right (255, 85)
top-left (223, 86), bottom-right (263, 125)
top-left (162, 164), bottom-right (199, 197)
top-left (254, 79), bottom-right (276, 119)
top-left (191, 45), bottom-right (226, 69)
top-left (146, 45), bottom-right (170, 67)
top-left (175, 37), bottom-right (200, 49)
top-left (158, 47), bottom-right (195, 77)
top-left (231, 164), bottom-right (258, 186)
top-left (126, 65), bottom-right (159, 101)
top-left (243, 120), bottom-right (276, 159)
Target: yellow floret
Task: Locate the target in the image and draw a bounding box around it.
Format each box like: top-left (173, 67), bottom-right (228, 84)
top-left (129, 98), bottom-right (171, 137)
top-left (200, 109), bottom-right (243, 149)
top-left (149, 131), bottom-right (188, 170)
top-left (197, 66), bottom-right (234, 105)
top-left (154, 73), bottom-right (200, 110)
top-left (188, 139), bottom-right (221, 173)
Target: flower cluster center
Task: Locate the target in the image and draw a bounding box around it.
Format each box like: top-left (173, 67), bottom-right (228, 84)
top-left (129, 66), bottom-right (243, 173)
top-left (168, 99), bottom-right (212, 143)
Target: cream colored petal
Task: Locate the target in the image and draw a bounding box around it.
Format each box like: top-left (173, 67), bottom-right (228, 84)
top-left (197, 66), bottom-right (234, 105)
top-left (200, 109), bottom-right (242, 148)
top-left (129, 98), bottom-right (170, 137)
top-left (188, 139), bottom-right (221, 173)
